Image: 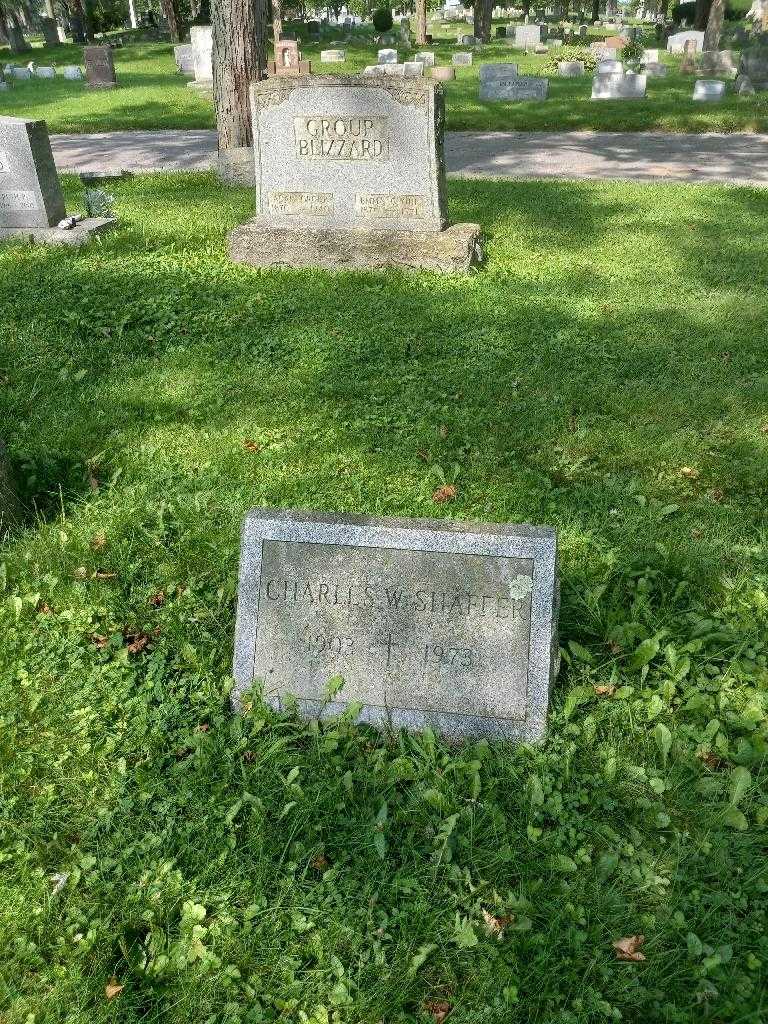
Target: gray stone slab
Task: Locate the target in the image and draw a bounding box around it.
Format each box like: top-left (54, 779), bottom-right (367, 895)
top-left (667, 30), bottom-right (704, 53)
top-left (643, 61), bottom-right (667, 77)
top-left (35, 66), bottom-right (56, 78)
top-left (0, 116), bottom-right (66, 229)
top-left (378, 48), bottom-right (399, 63)
top-left (0, 215), bottom-right (116, 245)
top-left (693, 79), bottom-right (726, 100)
top-left (232, 509), bottom-right (558, 742)
top-left (557, 60), bottom-right (584, 76)
top-left (415, 51), bottom-right (436, 66)
top-left (591, 71), bottom-right (646, 98)
top-left (62, 66), bottom-right (84, 80)
top-left (514, 24), bottom-right (541, 47)
top-left (480, 73), bottom-right (548, 100)
top-left (173, 43), bottom-right (195, 74)
top-left (84, 45), bottom-right (117, 88)
top-left (597, 59), bottom-right (623, 73)
top-left (479, 62), bottom-right (519, 81)
top-left (190, 25), bottom-right (213, 85)
top-left (321, 49), bottom-right (347, 62)
top-left (452, 51), bottom-right (473, 65)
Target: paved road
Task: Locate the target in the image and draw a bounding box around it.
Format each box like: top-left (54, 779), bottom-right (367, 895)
top-left (50, 129), bottom-right (768, 186)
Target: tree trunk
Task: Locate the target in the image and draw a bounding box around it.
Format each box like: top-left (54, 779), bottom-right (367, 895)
top-left (212, 0), bottom-right (267, 185)
top-left (159, 0), bottom-right (183, 40)
top-left (703, 0), bottom-right (724, 47)
top-left (694, 0), bottom-right (710, 30)
top-left (660, 0), bottom-right (669, 18)
top-left (415, 0), bottom-right (426, 45)
top-left (0, 4), bottom-right (31, 50)
top-left (271, 0), bottom-right (282, 46)
top-left (590, 0), bottom-right (599, 21)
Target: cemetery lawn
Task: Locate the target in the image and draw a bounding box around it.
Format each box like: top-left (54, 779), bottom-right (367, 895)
top-left (2, 172), bottom-right (768, 1024)
top-left (2, 33), bottom-right (768, 134)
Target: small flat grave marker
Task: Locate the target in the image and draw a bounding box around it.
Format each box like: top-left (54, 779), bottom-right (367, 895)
top-left (233, 509), bottom-right (559, 742)
top-left (693, 78), bottom-right (726, 100)
top-left (591, 71), bottom-right (646, 98)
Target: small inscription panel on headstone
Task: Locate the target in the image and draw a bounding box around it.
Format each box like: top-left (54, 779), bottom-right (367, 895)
top-left (0, 189), bottom-right (38, 210)
top-left (233, 510), bottom-right (558, 741)
top-left (294, 116), bottom-right (389, 160)
top-left (269, 190), bottom-right (334, 215)
top-left (0, 116), bottom-right (66, 228)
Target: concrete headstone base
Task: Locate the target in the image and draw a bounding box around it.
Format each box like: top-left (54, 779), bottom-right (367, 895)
top-left (228, 220), bottom-right (484, 274)
top-left (0, 216), bottom-right (117, 246)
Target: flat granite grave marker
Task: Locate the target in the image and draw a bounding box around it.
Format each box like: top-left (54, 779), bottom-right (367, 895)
top-left (452, 51), bottom-right (473, 64)
top-left (0, 115), bottom-right (116, 244)
top-left (84, 45), bottom-right (117, 88)
top-left (558, 60), bottom-right (584, 76)
top-left (173, 43), bottom-right (195, 74)
top-left (321, 48), bottom-right (347, 62)
top-left (378, 48), bottom-right (399, 63)
top-left (480, 70), bottom-right (548, 100)
top-left (233, 509), bottom-right (559, 742)
top-left (228, 75), bottom-right (482, 273)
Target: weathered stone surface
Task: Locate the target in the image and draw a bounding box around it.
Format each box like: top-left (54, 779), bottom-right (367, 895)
top-left (452, 51), bottom-right (473, 65)
top-left (321, 49), bottom-right (346, 62)
top-left (173, 43), bottom-right (195, 74)
top-left (557, 60), bottom-right (584, 76)
top-left (480, 72), bottom-right (548, 100)
top-left (62, 66), bottom-right (84, 80)
top-left (699, 48), bottom-right (736, 75)
top-left (39, 16), bottom-right (60, 48)
top-left (403, 61), bottom-right (425, 77)
top-left (415, 51), bottom-right (436, 66)
top-left (431, 66), bottom-right (456, 81)
top-left (378, 48), bottom-right (398, 63)
top-left (644, 61), bottom-right (667, 76)
top-left (229, 221), bottom-right (482, 273)
top-left (189, 25), bottom-right (212, 89)
top-left (597, 59), bottom-right (623, 73)
top-left (84, 45), bottom-right (117, 88)
top-left (642, 47), bottom-right (659, 62)
top-left (693, 78), bottom-right (726, 100)
top-left (590, 43), bottom-right (618, 60)
top-left (229, 75), bottom-right (481, 273)
top-left (0, 215), bottom-right (116, 245)
top-left (232, 509), bottom-right (558, 742)
top-left (514, 24), bottom-right (541, 47)
top-left (591, 71), bottom-right (646, 98)
top-left (35, 66), bottom-right (56, 78)
top-left (0, 115), bottom-right (66, 228)
top-left (668, 30), bottom-right (704, 53)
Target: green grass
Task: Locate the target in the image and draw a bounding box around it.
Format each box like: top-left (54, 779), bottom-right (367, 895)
top-left (1, 173), bottom-right (767, 1023)
top-left (1, 24), bottom-right (767, 134)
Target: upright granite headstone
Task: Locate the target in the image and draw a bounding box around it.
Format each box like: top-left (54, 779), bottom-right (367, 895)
top-left (452, 51), bottom-right (473, 64)
top-left (189, 25), bottom-right (213, 91)
top-left (515, 24), bottom-right (541, 46)
top-left (84, 45), bottom-right (117, 88)
top-left (227, 76), bottom-right (482, 273)
top-left (591, 70), bottom-right (646, 97)
top-left (173, 43), bottom-right (195, 74)
top-left (558, 60), bottom-right (584, 75)
top-left (0, 115), bottom-right (116, 243)
top-left (39, 16), bottom-right (60, 48)
top-left (232, 509), bottom-right (559, 742)
top-left (667, 30), bottom-right (704, 52)
top-left (693, 78), bottom-right (726, 99)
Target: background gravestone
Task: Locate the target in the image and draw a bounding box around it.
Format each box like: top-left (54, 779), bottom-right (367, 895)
top-left (233, 510), bottom-right (559, 743)
top-left (84, 45), bottom-right (117, 88)
top-left (1, 115), bottom-right (116, 243)
top-left (0, 116), bottom-right (66, 228)
top-left (228, 76), bottom-right (482, 274)
top-left (189, 25), bottom-right (213, 91)
top-left (592, 71), bottom-right (647, 98)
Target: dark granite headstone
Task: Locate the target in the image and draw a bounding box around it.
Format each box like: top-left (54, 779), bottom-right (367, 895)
top-left (84, 45), bottom-right (117, 88)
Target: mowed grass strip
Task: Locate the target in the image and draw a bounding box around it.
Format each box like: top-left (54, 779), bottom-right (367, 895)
top-left (1, 28), bottom-right (767, 133)
top-left (0, 174), bottom-right (767, 1024)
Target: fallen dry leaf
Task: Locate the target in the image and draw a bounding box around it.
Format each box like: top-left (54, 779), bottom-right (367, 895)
top-left (439, 424), bottom-right (449, 439)
top-left (698, 749), bottom-right (725, 771)
top-left (197, 723), bottom-right (210, 733)
top-left (73, 566), bottom-right (88, 580)
top-left (37, 602), bottom-right (53, 615)
top-left (92, 571), bottom-right (118, 581)
top-left (124, 632), bottom-right (151, 655)
top-left (417, 448), bottom-right (431, 463)
top-left (691, 528), bottom-right (703, 540)
top-left (482, 908), bottom-right (513, 937)
top-left (105, 978), bottom-right (124, 1000)
top-left (311, 854), bottom-right (329, 871)
top-left (424, 1000), bottom-right (452, 1024)
top-left (149, 591), bottom-right (166, 608)
top-left (593, 684), bottom-right (616, 697)
top-left (90, 532), bottom-right (107, 551)
top-left (613, 935), bottom-right (646, 962)
top-left (432, 484), bottom-right (457, 503)
top-left (680, 467), bottom-right (700, 480)
top-left (710, 488), bottom-right (725, 503)
top-left (90, 633), bottom-right (109, 649)
top-left (243, 438), bottom-right (262, 453)
top-left (761, 423), bottom-right (768, 434)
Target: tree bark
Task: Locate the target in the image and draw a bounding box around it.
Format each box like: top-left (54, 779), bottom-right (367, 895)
top-left (473, 0), bottom-right (492, 42)
top-left (159, 0), bottom-right (183, 40)
top-left (212, 0), bottom-right (267, 184)
top-left (0, 3), bottom-right (31, 50)
top-left (694, 0), bottom-right (711, 30)
top-left (590, 0), bottom-right (599, 21)
top-left (415, 0), bottom-right (426, 45)
top-left (703, 0), bottom-right (724, 47)
top-left (271, 0), bottom-right (282, 46)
